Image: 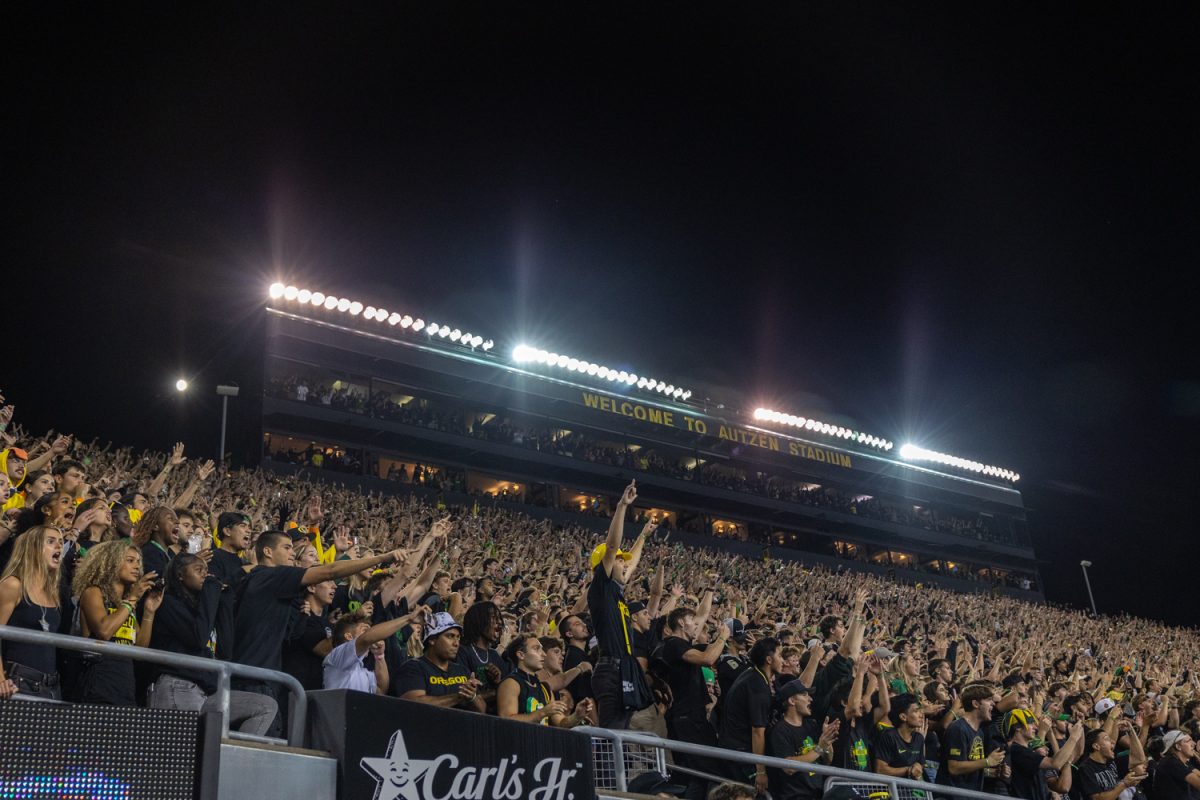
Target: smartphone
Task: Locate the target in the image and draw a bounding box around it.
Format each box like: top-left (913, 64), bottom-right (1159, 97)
top-left (187, 534), bottom-right (203, 554)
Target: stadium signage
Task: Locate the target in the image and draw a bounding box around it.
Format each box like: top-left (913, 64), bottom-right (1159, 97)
top-left (580, 391), bottom-right (853, 469)
top-left (309, 690), bottom-right (595, 800)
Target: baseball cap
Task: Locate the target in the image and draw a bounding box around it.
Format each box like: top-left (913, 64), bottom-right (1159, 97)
top-left (1004, 708), bottom-right (1037, 737)
top-left (723, 618), bottom-right (747, 642)
top-left (423, 612), bottom-right (462, 642)
top-left (627, 601), bottom-right (647, 615)
top-left (626, 772), bottom-right (686, 797)
top-left (777, 680), bottom-right (812, 705)
top-left (1162, 730), bottom-right (1188, 754)
top-left (1094, 698), bottom-right (1117, 716)
top-left (589, 543), bottom-right (631, 569)
top-left (872, 646), bottom-right (897, 659)
top-left (1002, 673), bottom-right (1027, 690)
top-left (4, 448), bottom-right (28, 460)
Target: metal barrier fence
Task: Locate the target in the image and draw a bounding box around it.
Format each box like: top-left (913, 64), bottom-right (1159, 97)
top-left (579, 726), bottom-right (1003, 800)
top-left (0, 624), bottom-right (307, 747)
top-left (825, 776), bottom-right (930, 800)
top-left (591, 730), bottom-right (668, 790)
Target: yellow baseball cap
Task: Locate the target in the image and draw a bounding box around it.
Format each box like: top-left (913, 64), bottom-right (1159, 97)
top-left (590, 543), bottom-right (632, 570)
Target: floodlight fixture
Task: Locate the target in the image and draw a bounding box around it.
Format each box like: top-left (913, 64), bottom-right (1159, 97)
top-left (898, 442), bottom-right (1019, 482)
top-left (754, 407), bottom-right (894, 453)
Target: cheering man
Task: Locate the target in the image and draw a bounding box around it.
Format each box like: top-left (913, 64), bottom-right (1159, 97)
top-left (588, 479), bottom-right (655, 728)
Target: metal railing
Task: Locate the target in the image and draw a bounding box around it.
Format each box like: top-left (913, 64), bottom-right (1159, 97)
top-left (0, 625), bottom-right (306, 747)
top-left (579, 726), bottom-right (1005, 800)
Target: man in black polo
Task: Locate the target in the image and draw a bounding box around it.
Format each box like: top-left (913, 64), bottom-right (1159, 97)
top-left (395, 611), bottom-right (484, 712)
top-left (718, 637), bottom-right (782, 797)
top-left (587, 479), bottom-right (655, 728)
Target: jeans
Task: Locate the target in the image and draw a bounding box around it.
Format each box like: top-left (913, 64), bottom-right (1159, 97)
top-left (148, 674), bottom-right (278, 737)
top-left (591, 659), bottom-right (629, 729)
top-left (232, 679), bottom-right (285, 738)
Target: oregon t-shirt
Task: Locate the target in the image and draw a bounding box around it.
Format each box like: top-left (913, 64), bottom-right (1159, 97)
top-left (938, 717), bottom-right (986, 792)
top-left (767, 717), bottom-right (824, 799)
top-left (395, 657), bottom-right (473, 703)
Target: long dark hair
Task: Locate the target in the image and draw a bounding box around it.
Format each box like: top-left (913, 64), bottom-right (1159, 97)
top-left (462, 601), bottom-right (501, 647)
top-left (164, 552), bottom-right (204, 610)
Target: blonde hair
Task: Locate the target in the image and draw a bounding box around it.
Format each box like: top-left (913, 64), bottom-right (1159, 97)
top-left (73, 539), bottom-right (140, 607)
top-left (0, 525), bottom-right (61, 606)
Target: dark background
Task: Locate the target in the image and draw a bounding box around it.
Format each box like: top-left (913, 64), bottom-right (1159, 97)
top-left (6, 6), bottom-right (1197, 624)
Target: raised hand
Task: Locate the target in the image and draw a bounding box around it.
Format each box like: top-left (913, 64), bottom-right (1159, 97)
top-left (168, 442), bottom-right (186, 467)
top-left (618, 480), bottom-right (637, 507)
top-left (50, 434), bottom-right (73, 456)
top-left (196, 460), bottom-right (215, 481)
top-left (127, 572), bottom-right (159, 602)
top-left (144, 589), bottom-right (164, 615)
top-left (429, 517), bottom-right (452, 540)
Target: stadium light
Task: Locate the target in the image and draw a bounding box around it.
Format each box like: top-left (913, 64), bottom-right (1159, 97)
top-left (267, 284), bottom-right (497, 356)
top-left (175, 378), bottom-right (188, 392)
top-left (753, 407), bottom-right (894, 452)
top-left (511, 342), bottom-right (693, 401)
top-left (898, 442), bottom-right (1019, 483)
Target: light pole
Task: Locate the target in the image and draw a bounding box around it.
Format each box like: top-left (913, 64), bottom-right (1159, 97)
top-left (1079, 560), bottom-right (1097, 615)
top-left (216, 384), bottom-right (239, 463)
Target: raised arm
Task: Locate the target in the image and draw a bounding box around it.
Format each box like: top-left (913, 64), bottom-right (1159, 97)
top-left (354, 607), bottom-right (426, 657)
top-left (302, 548), bottom-right (404, 587)
top-left (646, 563), bottom-right (665, 620)
top-left (172, 460), bottom-right (215, 508)
top-left (147, 443), bottom-right (186, 499)
top-left (622, 519), bottom-right (658, 583)
top-left (602, 481), bottom-right (637, 576)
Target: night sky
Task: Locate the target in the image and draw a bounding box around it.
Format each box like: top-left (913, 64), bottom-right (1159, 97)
top-left (8, 6), bottom-right (1197, 625)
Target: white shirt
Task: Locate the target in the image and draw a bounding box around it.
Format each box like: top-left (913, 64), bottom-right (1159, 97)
top-left (323, 638), bottom-right (376, 693)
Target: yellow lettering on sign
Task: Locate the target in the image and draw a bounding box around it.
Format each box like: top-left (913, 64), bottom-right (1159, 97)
top-left (579, 392), bottom-right (852, 470)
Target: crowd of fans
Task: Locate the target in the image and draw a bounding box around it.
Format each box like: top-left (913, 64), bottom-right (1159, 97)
top-left (1, 390), bottom-right (1197, 800)
top-left (264, 376), bottom-right (1018, 547)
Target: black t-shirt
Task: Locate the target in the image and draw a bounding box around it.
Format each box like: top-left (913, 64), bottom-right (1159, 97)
top-left (1152, 757), bottom-right (1199, 800)
top-left (833, 710), bottom-right (872, 772)
top-left (984, 717), bottom-right (1012, 796)
top-left (457, 643), bottom-right (508, 713)
top-left (1079, 758), bottom-right (1123, 800)
top-left (661, 636), bottom-right (709, 722)
top-left (718, 666), bottom-right (772, 753)
top-left (717, 652), bottom-right (751, 699)
top-left (282, 612), bottom-right (331, 691)
top-left (331, 584), bottom-right (371, 616)
top-left (395, 657), bottom-right (473, 706)
top-left (587, 563), bottom-right (631, 658)
top-left (208, 548), bottom-right (246, 588)
top-left (767, 717), bottom-right (824, 800)
top-left (631, 628), bottom-right (653, 662)
top-left (875, 728), bottom-right (926, 772)
top-left (501, 670), bottom-right (553, 725)
top-left (563, 644), bottom-right (594, 701)
top-left (233, 565), bottom-right (307, 671)
top-left (1009, 742), bottom-right (1051, 800)
top-left (939, 717), bottom-right (986, 792)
